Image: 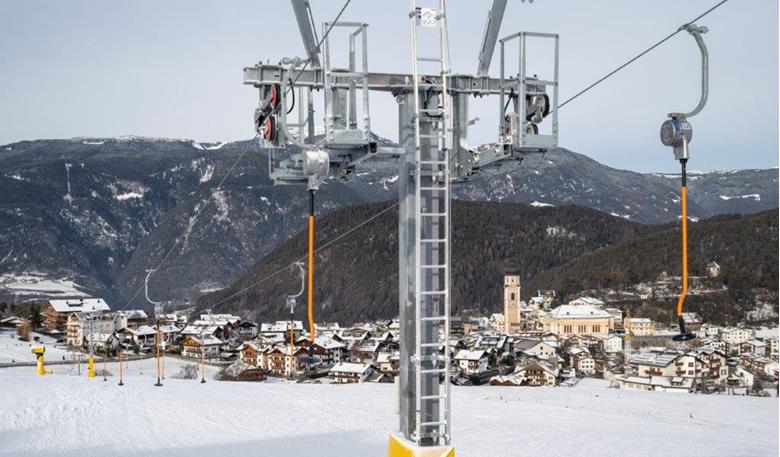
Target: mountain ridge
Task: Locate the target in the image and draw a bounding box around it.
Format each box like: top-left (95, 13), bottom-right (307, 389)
top-left (0, 136), bottom-right (776, 308)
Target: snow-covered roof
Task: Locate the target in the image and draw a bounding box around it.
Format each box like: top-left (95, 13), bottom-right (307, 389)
top-left (47, 298), bottom-right (110, 313)
top-left (189, 335), bottom-right (223, 346)
top-left (627, 318), bottom-right (652, 324)
top-left (121, 309), bottom-right (148, 319)
top-left (628, 351), bottom-right (680, 368)
top-left (261, 321), bottom-right (303, 332)
top-left (515, 339), bottom-right (546, 351)
top-left (516, 361), bottom-right (559, 377)
top-left (549, 304), bottom-right (611, 320)
top-left (157, 325), bottom-right (180, 334)
top-left (454, 349), bottom-right (488, 361)
top-left (129, 325), bottom-right (156, 336)
top-left (568, 297), bottom-right (604, 307)
top-left (329, 362), bottom-right (373, 375)
top-left (313, 336), bottom-right (345, 350)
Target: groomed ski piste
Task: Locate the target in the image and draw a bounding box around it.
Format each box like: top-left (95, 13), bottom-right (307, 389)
top-left (0, 362), bottom-right (776, 457)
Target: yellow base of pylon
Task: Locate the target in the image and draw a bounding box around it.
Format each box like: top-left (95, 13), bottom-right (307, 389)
top-left (387, 433), bottom-right (454, 457)
top-left (87, 357), bottom-right (95, 378)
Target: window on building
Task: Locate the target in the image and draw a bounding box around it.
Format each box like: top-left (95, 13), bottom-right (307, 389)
top-left (510, 293), bottom-right (515, 301)
top-left (592, 325), bottom-right (601, 333)
top-left (578, 325), bottom-right (587, 333)
top-left (563, 325), bottom-right (572, 334)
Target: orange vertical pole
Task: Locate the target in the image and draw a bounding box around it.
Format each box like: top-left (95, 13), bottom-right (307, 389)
top-left (676, 185), bottom-right (689, 317)
top-left (307, 189), bottom-right (316, 343)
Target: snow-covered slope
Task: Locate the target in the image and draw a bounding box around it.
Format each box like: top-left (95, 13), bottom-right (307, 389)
top-left (0, 372), bottom-right (775, 457)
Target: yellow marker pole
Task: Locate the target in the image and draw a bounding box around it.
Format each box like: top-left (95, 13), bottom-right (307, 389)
top-left (200, 335), bottom-right (207, 384)
top-left (87, 356), bottom-right (95, 378)
top-left (118, 346), bottom-right (124, 386)
top-left (154, 324), bottom-right (162, 387)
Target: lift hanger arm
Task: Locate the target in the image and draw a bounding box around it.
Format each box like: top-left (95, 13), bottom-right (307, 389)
top-left (681, 24), bottom-right (708, 118)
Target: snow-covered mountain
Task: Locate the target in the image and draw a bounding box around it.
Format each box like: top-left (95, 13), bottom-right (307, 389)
top-left (0, 137), bottom-right (776, 307)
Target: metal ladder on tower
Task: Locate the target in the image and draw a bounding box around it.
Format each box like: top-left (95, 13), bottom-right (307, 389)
top-left (410, 0), bottom-right (451, 447)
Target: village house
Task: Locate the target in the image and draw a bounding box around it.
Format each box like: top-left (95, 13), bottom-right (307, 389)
top-left (681, 312), bottom-right (703, 332)
top-left (239, 342), bottom-right (261, 366)
top-left (124, 325), bottom-right (157, 347)
top-left (701, 337), bottom-right (727, 352)
top-left (348, 338), bottom-right (383, 364)
top-left (91, 333), bottom-right (121, 352)
top-left (238, 321), bottom-right (259, 339)
top-left (576, 355), bottom-right (596, 376)
top-left (263, 345), bottom-right (306, 377)
top-left (474, 333), bottom-right (513, 356)
top-left (739, 339), bottom-right (767, 356)
top-left (156, 325), bottom-right (180, 345)
top-left (42, 298), bottom-right (111, 331)
top-left (65, 312), bottom-right (124, 347)
top-left (616, 375), bottom-right (694, 393)
top-left (453, 349), bottom-right (489, 375)
top-left (542, 304), bottom-right (613, 338)
top-left (376, 351), bottom-right (400, 374)
top-left (296, 335), bottom-right (346, 365)
top-left (706, 261), bottom-right (721, 278)
top-left (121, 309), bottom-right (148, 328)
top-left (732, 366), bottom-right (756, 389)
top-left (158, 313), bottom-right (188, 327)
top-left (181, 335), bottom-right (222, 359)
top-left (335, 327), bottom-right (371, 347)
top-left (602, 334), bottom-right (623, 354)
top-left (314, 322), bottom-right (342, 338)
top-left (514, 361), bottom-right (559, 386)
top-left (628, 350), bottom-right (680, 377)
top-left (623, 317), bottom-right (656, 336)
top-left (765, 337), bottom-right (778, 358)
top-left (515, 338), bottom-right (557, 360)
top-left (719, 327), bottom-right (751, 347)
top-left (328, 362), bottom-right (376, 384)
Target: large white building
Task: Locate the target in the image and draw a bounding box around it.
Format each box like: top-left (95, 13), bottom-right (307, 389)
top-left (542, 304), bottom-right (613, 338)
top-left (720, 327), bottom-right (751, 346)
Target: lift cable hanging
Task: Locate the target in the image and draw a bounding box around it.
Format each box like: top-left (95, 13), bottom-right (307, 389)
top-left (120, 0), bottom-right (353, 313)
top-left (557, 0), bottom-right (727, 110)
top-left (207, 202), bottom-right (398, 310)
top-left (119, 142), bottom-right (255, 311)
top-left (197, 0), bottom-right (727, 324)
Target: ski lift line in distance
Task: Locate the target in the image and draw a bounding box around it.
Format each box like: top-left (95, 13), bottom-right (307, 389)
top-left (206, 201), bottom-right (399, 311)
top-left (119, 138), bottom-right (255, 312)
top-left (557, 0), bottom-right (728, 110)
top-left (122, 0), bottom-right (353, 312)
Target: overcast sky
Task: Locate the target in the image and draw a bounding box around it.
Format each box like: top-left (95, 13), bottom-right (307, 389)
top-left (0, 0), bottom-right (777, 172)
